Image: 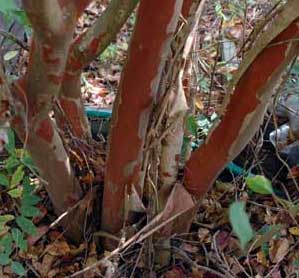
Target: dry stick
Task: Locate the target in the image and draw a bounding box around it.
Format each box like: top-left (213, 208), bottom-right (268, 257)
top-left (207, 19), bottom-right (222, 111)
top-left (211, 232), bottom-right (238, 278)
top-left (238, 0), bottom-right (284, 56)
top-left (0, 30), bottom-right (29, 51)
top-left (129, 244), bottom-right (144, 278)
top-left (219, 1), bottom-right (284, 69)
top-left (157, 245), bottom-right (230, 278)
top-left (241, 0), bottom-right (248, 60)
top-left (68, 206), bottom-right (193, 277)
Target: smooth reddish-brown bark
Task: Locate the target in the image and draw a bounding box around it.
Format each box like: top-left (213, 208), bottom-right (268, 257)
top-left (102, 0), bottom-right (184, 235)
top-left (184, 20), bottom-right (299, 197)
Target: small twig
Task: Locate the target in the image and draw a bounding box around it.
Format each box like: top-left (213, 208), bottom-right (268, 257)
top-left (0, 30), bottom-right (29, 51)
top-left (157, 245), bottom-right (230, 278)
top-left (129, 244), bottom-right (144, 278)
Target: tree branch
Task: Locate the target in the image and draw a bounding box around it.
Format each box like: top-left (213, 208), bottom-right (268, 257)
top-left (66, 0), bottom-right (139, 75)
top-left (184, 0), bottom-right (299, 197)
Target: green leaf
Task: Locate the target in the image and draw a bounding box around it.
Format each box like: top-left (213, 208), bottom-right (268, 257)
top-left (5, 156), bottom-right (20, 170)
top-left (23, 176), bottom-right (34, 196)
top-left (11, 10), bottom-right (31, 27)
top-left (22, 194), bottom-right (41, 206)
top-left (12, 229), bottom-right (27, 252)
top-left (0, 173), bottom-right (9, 187)
top-left (8, 187), bottom-right (23, 198)
top-left (11, 228), bottom-right (22, 243)
top-left (16, 216), bottom-right (37, 236)
top-left (10, 165), bottom-right (24, 187)
top-left (0, 0), bottom-right (18, 13)
top-left (20, 205), bottom-right (41, 218)
top-left (0, 234), bottom-right (13, 255)
top-left (246, 175), bottom-right (273, 195)
top-left (3, 50), bottom-right (18, 61)
top-left (0, 214), bottom-right (15, 225)
top-left (4, 128), bottom-right (15, 154)
top-left (21, 155), bottom-right (35, 169)
top-left (11, 261), bottom-right (26, 276)
top-left (0, 253), bottom-right (10, 265)
top-left (186, 116), bottom-right (198, 136)
top-left (229, 201), bottom-right (254, 250)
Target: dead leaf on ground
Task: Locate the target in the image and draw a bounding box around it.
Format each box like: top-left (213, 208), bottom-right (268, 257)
top-left (164, 267), bottom-right (185, 278)
top-left (46, 240), bottom-right (71, 257)
top-left (269, 238), bottom-right (289, 263)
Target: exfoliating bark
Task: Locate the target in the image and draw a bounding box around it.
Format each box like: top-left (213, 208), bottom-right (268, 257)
top-left (184, 1), bottom-right (299, 197)
top-left (102, 0), bottom-right (184, 235)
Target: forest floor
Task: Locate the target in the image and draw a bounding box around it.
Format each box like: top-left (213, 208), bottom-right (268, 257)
top-left (1, 0), bottom-right (299, 277)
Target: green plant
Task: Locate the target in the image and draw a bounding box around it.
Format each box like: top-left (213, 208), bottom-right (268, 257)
top-left (0, 0), bottom-right (31, 27)
top-left (229, 175), bottom-right (296, 251)
top-left (99, 43), bottom-right (119, 63)
top-left (0, 129), bottom-right (41, 276)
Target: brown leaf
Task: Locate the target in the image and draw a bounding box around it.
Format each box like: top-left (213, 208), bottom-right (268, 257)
top-left (40, 254), bottom-right (56, 276)
top-left (181, 243), bottom-right (199, 253)
top-left (46, 240), bottom-right (71, 257)
top-left (225, 25), bottom-right (243, 40)
top-left (197, 228), bottom-right (211, 243)
top-left (215, 231), bottom-right (230, 251)
top-left (191, 268), bottom-right (204, 278)
top-left (257, 250), bottom-right (269, 267)
top-left (269, 238), bottom-right (289, 263)
top-left (195, 95), bottom-right (204, 111)
top-left (164, 267), bottom-right (185, 278)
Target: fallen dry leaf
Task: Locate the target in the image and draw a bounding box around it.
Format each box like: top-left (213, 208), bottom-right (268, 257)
top-left (46, 240), bottom-right (71, 257)
top-left (257, 250), bottom-right (269, 267)
top-left (40, 254), bottom-right (56, 276)
top-left (164, 267), bottom-right (185, 278)
top-left (197, 228), bottom-right (211, 243)
top-left (289, 226), bottom-right (299, 236)
top-left (181, 243), bottom-right (199, 253)
top-left (269, 238), bottom-right (289, 263)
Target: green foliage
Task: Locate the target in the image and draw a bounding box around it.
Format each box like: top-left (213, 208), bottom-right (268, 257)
top-left (16, 216), bottom-right (37, 236)
top-left (0, 128), bottom-right (39, 276)
top-left (99, 40), bottom-right (128, 63)
top-left (186, 113), bottom-right (218, 141)
top-left (246, 175), bottom-right (273, 195)
top-left (100, 44), bottom-right (119, 62)
top-left (0, 0), bottom-right (30, 27)
top-left (11, 261), bottom-right (26, 276)
top-left (229, 201), bottom-right (254, 249)
top-left (186, 115), bottom-right (199, 136)
top-left (198, 74), bottom-right (210, 93)
top-left (0, 173), bottom-right (9, 187)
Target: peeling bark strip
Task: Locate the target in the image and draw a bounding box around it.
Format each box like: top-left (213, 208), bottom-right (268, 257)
top-left (184, 19), bottom-right (299, 197)
top-left (102, 0), bottom-right (184, 235)
top-left (159, 0), bottom-right (206, 190)
top-left (69, 0), bottom-right (139, 74)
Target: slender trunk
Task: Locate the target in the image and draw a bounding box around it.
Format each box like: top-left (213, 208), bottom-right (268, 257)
top-left (102, 0), bottom-right (183, 237)
top-left (56, 0), bottom-right (139, 139)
